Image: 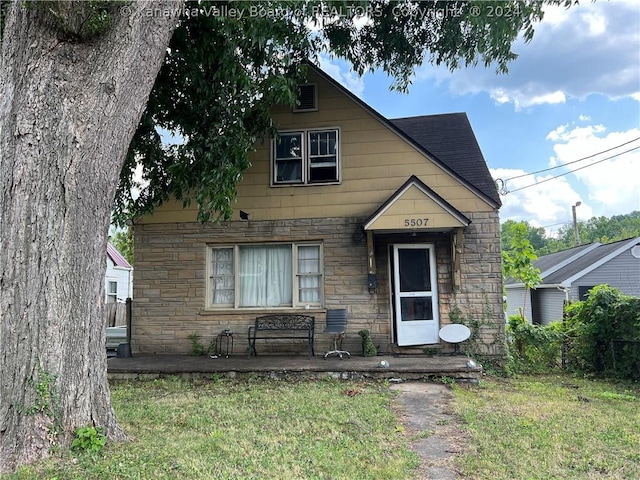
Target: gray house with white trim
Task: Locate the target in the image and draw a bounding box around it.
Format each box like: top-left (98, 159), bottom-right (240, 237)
top-left (506, 236), bottom-right (640, 325)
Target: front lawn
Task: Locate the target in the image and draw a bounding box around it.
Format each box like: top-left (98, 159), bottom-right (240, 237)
top-left (8, 377), bottom-right (419, 479)
top-left (453, 375), bottom-right (640, 479)
top-left (4, 374), bottom-right (639, 479)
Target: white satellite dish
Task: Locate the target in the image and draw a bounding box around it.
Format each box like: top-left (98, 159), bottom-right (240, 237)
top-left (439, 324), bottom-right (471, 354)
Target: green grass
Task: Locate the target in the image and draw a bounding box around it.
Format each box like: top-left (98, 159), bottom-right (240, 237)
top-left (452, 374), bottom-right (640, 479)
top-left (5, 374), bottom-right (640, 479)
top-left (7, 377), bottom-right (419, 479)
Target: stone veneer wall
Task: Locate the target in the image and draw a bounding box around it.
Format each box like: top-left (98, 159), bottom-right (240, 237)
top-left (447, 211), bottom-right (504, 356)
top-left (133, 211), bottom-right (503, 356)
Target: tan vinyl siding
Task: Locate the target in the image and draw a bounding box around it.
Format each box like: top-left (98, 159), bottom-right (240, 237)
top-left (140, 70), bottom-right (494, 225)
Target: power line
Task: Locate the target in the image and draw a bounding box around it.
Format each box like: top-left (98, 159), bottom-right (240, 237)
top-left (503, 136), bottom-right (640, 182)
top-left (500, 145), bottom-right (640, 194)
top-left (540, 221), bottom-right (571, 229)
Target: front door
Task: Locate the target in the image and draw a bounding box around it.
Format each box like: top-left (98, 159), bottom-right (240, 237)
top-left (392, 244), bottom-right (439, 346)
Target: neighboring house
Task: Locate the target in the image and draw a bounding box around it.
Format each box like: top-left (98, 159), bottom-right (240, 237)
top-left (106, 242), bottom-right (133, 304)
top-left (132, 64), bottom-right (504, 356)
top-left (506, 236), bottom-right (640, 325)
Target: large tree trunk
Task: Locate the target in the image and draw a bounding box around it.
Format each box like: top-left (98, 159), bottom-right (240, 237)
top-left (0, 1), bottom-right (181, 471)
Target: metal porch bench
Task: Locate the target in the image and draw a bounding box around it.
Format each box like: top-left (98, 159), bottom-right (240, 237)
top-left (247, 314), bottom-right (315, 358)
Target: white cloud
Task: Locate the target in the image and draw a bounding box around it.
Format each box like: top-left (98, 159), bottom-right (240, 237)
top-left (546, 124), bottom-right (606, 142)
top-left (318, 55), bottom-right (365, 98)
top-left (493, 167), bottom-right (589, 234)
top-left (548, 125), bottom-right (640, 217)
top-left (491, 88), bottom-right (566, 110)
top-left (414, 1), bottom-right (640, 108)
top-left (495, 123), bottom-right (640, 231)
top-left (583, 11), bottom-right (607, 35)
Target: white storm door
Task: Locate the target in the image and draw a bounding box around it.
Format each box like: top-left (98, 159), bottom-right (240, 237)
top-left (393, 244), bottom-right (439, 346)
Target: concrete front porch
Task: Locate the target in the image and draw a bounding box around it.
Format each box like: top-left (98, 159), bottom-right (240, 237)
top-left (107, 353), bottom-right (483, 383)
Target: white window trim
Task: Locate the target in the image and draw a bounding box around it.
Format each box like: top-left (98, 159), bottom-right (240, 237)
top-left (106, 280), bottom-right (118, 303)
top-left (206, 242), bottom-right (324, 310)
top-left (271, 127), bottom-right (341, 186)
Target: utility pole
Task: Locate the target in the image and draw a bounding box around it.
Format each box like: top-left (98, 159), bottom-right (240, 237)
top-left (572, 201), bottom-right (582, 247)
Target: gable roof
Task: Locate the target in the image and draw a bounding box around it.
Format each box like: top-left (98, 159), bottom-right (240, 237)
top-left (305, 63), bottom-right (501, 209)
top-left (507, 236), bottom-right (640, 288)
top-left (548, 237), bottom-right (640, 287)
top-left (364, 175), bottom-right (471, 231)
top-left (107, 242), bottom-right (132, 269)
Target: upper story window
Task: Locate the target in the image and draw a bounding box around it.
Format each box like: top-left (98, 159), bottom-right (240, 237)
top-left (207, 243), bottom-right (323, 309)
top-left (272, 128), bottom-right (340, 185)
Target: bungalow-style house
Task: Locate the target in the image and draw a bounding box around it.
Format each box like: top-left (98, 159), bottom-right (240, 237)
top-left (106, 242), bottom-right (133, 304)
top-left (506, 236), bottom-right (640, 325)
top-left (132, 64), bottom-right (504, 356)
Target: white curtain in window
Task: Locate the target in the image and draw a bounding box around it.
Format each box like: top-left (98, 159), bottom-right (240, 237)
top-left (211, 248), bottom-right (234, 304)
top-left (298, 245), bottom-right (320, 303)
top-left (239, 245), bottom-right (292, 307)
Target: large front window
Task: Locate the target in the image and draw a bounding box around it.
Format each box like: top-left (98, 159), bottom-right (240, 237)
top-left (207, 243), bottom-right (323, 309)
top-left (273, 128), bottom-right (339, 185)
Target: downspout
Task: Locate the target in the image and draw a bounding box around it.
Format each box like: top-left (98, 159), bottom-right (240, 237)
top-left (557, 285), bottom-right (570, 303)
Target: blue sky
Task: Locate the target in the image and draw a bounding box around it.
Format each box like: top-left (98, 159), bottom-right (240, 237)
top-left (319, 1), bottom-right (640, 235)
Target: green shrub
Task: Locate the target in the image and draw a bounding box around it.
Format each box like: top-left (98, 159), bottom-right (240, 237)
top-left (188, 332), bottom-right (216, 356)
top-left (72, 426), bottom-right (106, 453)
top-left (563, 285), bottom-right (640, 379)
top-left (505, 315), bottom-right (563, 374)
top-left (358, 329), bottom-right (377, 357)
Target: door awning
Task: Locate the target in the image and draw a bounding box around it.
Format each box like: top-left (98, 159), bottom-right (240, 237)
top-left (363, 175), bottom-right (471, 232)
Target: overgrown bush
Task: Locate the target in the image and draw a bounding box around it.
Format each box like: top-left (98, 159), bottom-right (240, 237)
top-left (563, 285), bottom-right (640, 379)
top-left (448, 299), bottom-right (507, 376)
top-left (505, 315), bottom-right (563, 374)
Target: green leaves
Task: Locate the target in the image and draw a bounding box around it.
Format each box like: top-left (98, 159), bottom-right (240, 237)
top-left (114, 0), bottom-right (570, 225)
top-left (563, 285), bottom-right (640, 379)
top-left (502, 222), bottom-right (541, 291)
top-left (115, 1), bottom-right (312, 225)
top-left (72, 426), bottom-right (107, 453)
top-left (506, 314), bottom-right (563, 373)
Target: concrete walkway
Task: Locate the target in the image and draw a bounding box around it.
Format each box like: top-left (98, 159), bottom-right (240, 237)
top-left (391, 382), bottom-right (466, 480)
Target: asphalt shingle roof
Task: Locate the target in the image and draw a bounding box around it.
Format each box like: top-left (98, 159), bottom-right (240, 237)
top-left (391, 114), bottom-right (501, 206)
top-left (543, 238), bottom-right (638, 284)
top-left (534, 243), bottom-right (597, 276)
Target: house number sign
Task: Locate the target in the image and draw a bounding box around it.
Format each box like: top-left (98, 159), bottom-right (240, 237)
top-left (404, 218), bottom-right (429, 227)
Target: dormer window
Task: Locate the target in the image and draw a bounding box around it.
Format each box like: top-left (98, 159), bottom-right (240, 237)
top-left (272, 128), bottom-right (340, 185)
top-left (293, 84), bottom-right (317, 112)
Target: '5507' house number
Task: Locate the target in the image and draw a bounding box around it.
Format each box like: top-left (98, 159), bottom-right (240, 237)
top-left (404, 218), bottom-right (429, 227)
